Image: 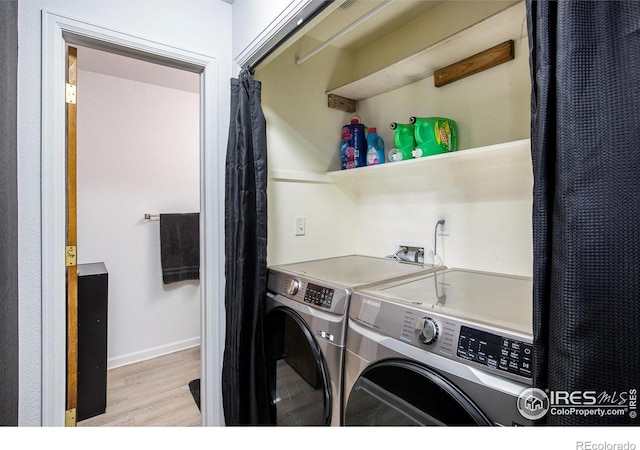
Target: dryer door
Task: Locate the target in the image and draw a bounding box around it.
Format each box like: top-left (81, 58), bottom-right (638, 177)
top-left (344, 359), bottom-right (490, 426)
top-left (264, 306), bottom-right (332, 425)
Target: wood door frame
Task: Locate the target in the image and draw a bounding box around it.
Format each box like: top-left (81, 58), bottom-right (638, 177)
top-left (65, 45), bottom-right (79, 425)
top-left (41, 11), bottom-right (225, 426)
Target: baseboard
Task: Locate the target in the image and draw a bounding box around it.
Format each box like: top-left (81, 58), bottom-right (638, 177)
top-left (107, 337), bottom-right (201, 370)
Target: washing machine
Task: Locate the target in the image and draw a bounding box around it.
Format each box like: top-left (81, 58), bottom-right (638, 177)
top-left (264, 255), bottom-right (445, 426)
top-left (343, 268), bottom-right (534, 426)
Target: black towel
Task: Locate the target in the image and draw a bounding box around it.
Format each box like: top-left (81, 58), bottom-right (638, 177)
top-left (159, 213), bottom-right (199, 284)
top-left (188, 379), bottom-right (200, 411)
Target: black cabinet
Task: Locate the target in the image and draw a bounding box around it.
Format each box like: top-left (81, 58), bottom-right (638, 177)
top-left (77, 262), bottom-right (108, 422)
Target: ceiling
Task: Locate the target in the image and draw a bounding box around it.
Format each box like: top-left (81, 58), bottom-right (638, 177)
top-left (73, 1), bottom-right (443, 90)
top-left (75, 46), bottom-right (200, 94)
top-left (304, 0), bottom-right (444, 52)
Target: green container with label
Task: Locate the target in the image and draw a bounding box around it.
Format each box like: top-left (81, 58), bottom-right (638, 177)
top-left (388, 122), bottom-right (415, 162)
top-left (410, 117), bottom-right (458, 157)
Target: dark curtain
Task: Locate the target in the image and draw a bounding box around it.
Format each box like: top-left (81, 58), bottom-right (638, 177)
top-left (0, 0), bottom-right (19, 427)
top-left (222, 70), bottom-right (270, 425)
top-left (527, 1), bottom-right (640, 425)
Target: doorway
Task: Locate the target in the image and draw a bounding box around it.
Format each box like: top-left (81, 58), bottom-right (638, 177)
top-left (73, 44), bottom-right (202, 425)
top-left (42, 12), bottom-right (224, 426)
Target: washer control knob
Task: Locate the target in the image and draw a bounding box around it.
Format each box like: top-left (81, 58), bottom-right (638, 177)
top-left (416, 317), bottom-right (439, 345)
top-left (287, 279), bottom-right (300, 296)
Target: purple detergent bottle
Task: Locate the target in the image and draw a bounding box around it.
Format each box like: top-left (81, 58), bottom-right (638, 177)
top-left (340, 115), bottom-right (367, 169)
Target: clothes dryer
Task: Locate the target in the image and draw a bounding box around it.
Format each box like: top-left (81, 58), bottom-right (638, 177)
top-left (265, 255), bottom-right (444, 426)
top-left (343, 268), bottom-right (534, 426)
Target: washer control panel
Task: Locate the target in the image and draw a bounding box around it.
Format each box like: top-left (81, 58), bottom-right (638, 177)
top-left (457, 326), bottom-right (532, 379)
top-left (304, 283), bottom-right (334, 309)
top-left (349, 293), bottom-right (533, 384)
top-left (415, 317), bottom-right (439, 345)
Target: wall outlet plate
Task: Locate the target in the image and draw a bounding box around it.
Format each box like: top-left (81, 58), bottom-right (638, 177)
top-left (437, 214), bottom-right (450, 236)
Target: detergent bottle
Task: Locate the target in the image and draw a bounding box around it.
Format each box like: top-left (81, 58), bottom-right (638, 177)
top-left (366, 128), bottom-right (385, 166)
top-left (387, 122), bottom-right (415, 162)
top-left (410, 116), bottom-right (458, 157)
top-left (340, 116), bottom-right (367, 169)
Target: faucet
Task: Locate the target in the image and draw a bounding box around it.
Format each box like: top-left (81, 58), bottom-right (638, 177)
top-left (391, 246), bottom-right (408, 260)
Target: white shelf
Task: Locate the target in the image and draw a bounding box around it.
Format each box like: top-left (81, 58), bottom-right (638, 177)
top-left (327, 139), bottom-right (531, 184)
top-left (268, 169), bottom-right (332, 184)
top-left (326, 2), bottom-right (526, 101)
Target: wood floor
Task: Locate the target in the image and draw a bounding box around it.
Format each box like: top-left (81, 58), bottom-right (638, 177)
top-left (275, 359), bottom-right (325, 425)
top-left (77, 346), bottom-right (201, 427)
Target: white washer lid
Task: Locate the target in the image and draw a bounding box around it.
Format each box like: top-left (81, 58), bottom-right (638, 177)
top-left (269, 255), bottom-right (443, 289)
top-left (357, 268), bottom-right (533, 336)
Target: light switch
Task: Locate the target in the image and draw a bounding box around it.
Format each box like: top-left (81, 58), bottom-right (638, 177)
top-left (295, 216), bottom-right (306, 236)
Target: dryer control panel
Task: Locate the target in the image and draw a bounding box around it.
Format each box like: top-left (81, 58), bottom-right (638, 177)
top-left (457, 326), bottom-right (532, 379)
top-left (267, 270), bottom-right (348, 315)
top-left (304, 283), bottom-right (335, 309)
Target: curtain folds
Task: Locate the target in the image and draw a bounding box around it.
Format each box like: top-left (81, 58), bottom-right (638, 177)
top-left (527, 1), bottom-right (640, 425)
top-left (222, 70), bottom-right (270, 425)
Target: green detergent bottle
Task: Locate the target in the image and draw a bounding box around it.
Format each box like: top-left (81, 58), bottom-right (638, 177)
top-left (410, 117), bottom-right (458, 157)
top-left (388, 122), bottom-right (415, 162)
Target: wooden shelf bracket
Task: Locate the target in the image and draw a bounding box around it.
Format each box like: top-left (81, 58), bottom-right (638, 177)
top-left (434, 40), bottom-right (515, 88)
top-left (328, 94), bottom-right (356, 113)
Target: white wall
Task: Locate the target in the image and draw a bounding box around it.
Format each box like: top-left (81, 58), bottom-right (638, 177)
top-left (233, 0), bottom-right (295, 59)
top-left (77, 59), bottom-right (201, 368)
top-left (351, 30), bottom-right (532, 276)
top-left (17, 0), bottom-right (232, 425)
top-left (257, 35), bottom-right (358, 265)
top-left (258, 3), bottom-right (532, 276)
top-left (232, 0), bottom-right (322, 66)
